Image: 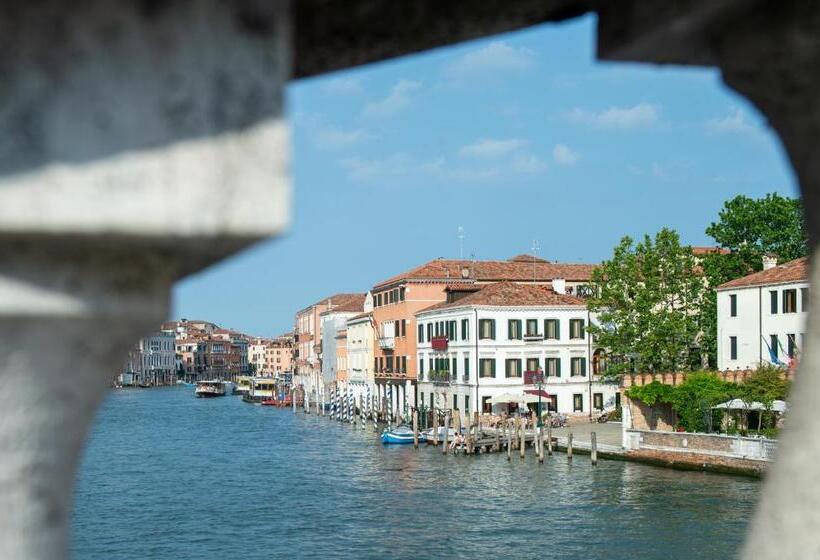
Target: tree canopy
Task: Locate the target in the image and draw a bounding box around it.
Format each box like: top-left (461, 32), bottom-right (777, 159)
top-left (587, 228), bottom-right (708, 376)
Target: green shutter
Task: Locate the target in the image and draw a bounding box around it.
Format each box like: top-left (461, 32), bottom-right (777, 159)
top-left (556, 320), bottom-right (561, 340)
top-left (491, 320), bottom-right (496, 339)
top-left (556, 358), bottom-right (562, 377)
top-left (582, 357), bottom-right (587, 375)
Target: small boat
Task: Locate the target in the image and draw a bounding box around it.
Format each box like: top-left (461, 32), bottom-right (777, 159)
top-left (381, 425), bottom-right (426, 445)
top-left (260, 399), bottom-right (277, 406)
top-left (195, 380), bottom-right (227, 398)
top-left (421, 426), bottom-right (459, 441)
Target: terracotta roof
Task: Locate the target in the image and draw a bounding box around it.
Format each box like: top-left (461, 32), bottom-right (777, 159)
top-left (348, 311), bottom-right (373, 321)
top-left (717, 257), bottom-right (808, 290)
top-left (509, 253), bottom-right (550, 263)
top-left (416, 282), bottom-right (585, 314)
top-left (373, 258), bottom-right (596, 289)
top-left (298, 292), bottom-right (365, 314)
top-left (691, 246), bottom-right (731, 256)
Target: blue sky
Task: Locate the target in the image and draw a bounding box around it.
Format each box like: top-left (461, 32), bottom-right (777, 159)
top-left (174, 14), bottom-right (797, 337)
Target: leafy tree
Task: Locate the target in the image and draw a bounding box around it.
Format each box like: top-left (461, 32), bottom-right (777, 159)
top-left (669, 372), bottom-right (734, 432)
top-left (705, 193), bottom-right (807, 273)
top-left (738, 364), bottom-right (790, 431)
top-left (698, 193), bottom-right (807, 367)
top-left (624, 381), bottom-right (676, 406)
top-left (587, 229), bottom-right (708, 377)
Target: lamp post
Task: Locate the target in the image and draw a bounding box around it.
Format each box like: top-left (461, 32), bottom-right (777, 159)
top-left (535, 368), bottom-right (545, 427)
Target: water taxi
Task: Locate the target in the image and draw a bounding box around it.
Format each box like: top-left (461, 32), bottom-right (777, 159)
top-left (233, 376), bottom-right (252, 396)
top-left (381, 425), bottom-right (426, 444)
top-left (195, 380), bottom-right (227, 398)
top-left (243, 377), bottom-right (277, 403)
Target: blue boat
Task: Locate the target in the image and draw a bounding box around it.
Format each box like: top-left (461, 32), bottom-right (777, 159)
top-left (381, 426), bottom-right (426, 444)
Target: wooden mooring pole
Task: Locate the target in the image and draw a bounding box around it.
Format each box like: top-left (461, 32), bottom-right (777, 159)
top-left (538, 427), bottom-right (545, 463)
top-left (412, 409), bottom-right (419, 449)
top-left (506, 420), bottom-right (512, 461)
top-left (442, 412), bottom-right (450, 455)
top-left (433, 408), bottom-right (439, 446)
top-left (519, 417), bottom-right (526, 460)
top-left (547, 424), bottom-right (553, 456)
top-left (591, 431), bottom-right (598, 466)
top-left (567, 432), bottom-right (573, 461)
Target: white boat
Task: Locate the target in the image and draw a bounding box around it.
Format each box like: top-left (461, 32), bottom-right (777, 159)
top-left (195, 380), bottom-right (227, 398)
top-left (421, 426), bottom-right (459, 440)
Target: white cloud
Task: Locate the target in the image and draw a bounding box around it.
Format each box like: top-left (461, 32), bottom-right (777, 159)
top-left (629, 160), bottom-right (689, 182)
top-left (362, 79), bottom-right (422, 118)
top-left (552, 144), bottom-right (580, 166)
top-left (322, 77), bottom-right (364, 96)
top-left (313, 126), bottom-right (365, 149)
top-left (705, 108), bottom-right (761, 137)
top-left (445, 41), bottom-right (535, 82)
top-left (512, 154), bottom-right (548, 174)
top-left (460, 138), bottom-right (527, 159)
top-left (567, 103), bottom-right (660, 129)
top-left (340, 154), bottom-right (411, 184)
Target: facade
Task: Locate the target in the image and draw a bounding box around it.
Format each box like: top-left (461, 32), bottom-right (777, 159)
top-left (370, 256), bottom-right (597, 415)
top-left (717, 256), bottom-right (808, 371)
top-left (415, 282), bottom-right (618, 416)
top-left (266, 334), bottom-right (293, 375)
top-left (335, 329), bottom-right (348, 382)
top-left (293, 293), bottom-right (365, 401)
top-left (176, 338), bottom-right (206, 382)
top-left (320, 298), bottom-right (366, 385)
top-left (119, 331), bottom-right (177, 386)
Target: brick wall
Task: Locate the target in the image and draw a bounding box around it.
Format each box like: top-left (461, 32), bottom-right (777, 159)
top-left (625, 428), bottom-right (776, 460)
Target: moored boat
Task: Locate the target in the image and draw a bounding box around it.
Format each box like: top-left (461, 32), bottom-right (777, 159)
top-left (195, 380), bottom-right (227, 398)
top-left (381, 425), bottom-right (426, 444)
top-left (242, 377), bottom-right (277, 403)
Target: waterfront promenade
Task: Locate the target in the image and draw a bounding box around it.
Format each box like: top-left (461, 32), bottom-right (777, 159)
top-left (74, 387), bottom-right (759, 560)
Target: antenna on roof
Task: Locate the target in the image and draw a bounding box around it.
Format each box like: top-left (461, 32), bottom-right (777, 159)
top-left (531, 239), bottom-right (540, 282)
top-left (457, 226), bottom-right (465, 259)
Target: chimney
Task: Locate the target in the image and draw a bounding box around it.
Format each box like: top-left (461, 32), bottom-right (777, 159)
top-left (553, 278), bottom-right (566, 295)
top-left (461, 266), bottom-right (470, 279)
top-left (763, 254), bottom-right (778, 270)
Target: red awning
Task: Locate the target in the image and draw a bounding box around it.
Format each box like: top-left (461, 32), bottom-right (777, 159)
top-left (525, 389), bottom-right (551, 398)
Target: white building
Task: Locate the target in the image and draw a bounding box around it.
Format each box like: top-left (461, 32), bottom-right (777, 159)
top-left (717, 256), bottom-right (808, 370)
top-left (415, 282), bottom-right (618, 416)
top-left (347, 293), bottom-right (375, 390)
top-left (119, 331), bottom-right (177, 386)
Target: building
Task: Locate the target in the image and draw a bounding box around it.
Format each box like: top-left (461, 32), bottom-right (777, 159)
top-left (267, 334), bottom-right (293, 375)
top-left (320, 296), bottom-right (366, 386)
top-left (346, 295), bottom-right (376, 395)
top-left (176, 338), bottom-right (206, 382)
top-left (119, 331), bottom-right (177, 386)
top-left (161, 318), bottom-right (218, 339)
top-left (415, 282), bottom-right (617, 417)
top-left (370, 256), bottom-right (597, 414)
top-left (716, 256), bottom-right (808, 371)
top-left (293, 293), bottom-right (365, 402)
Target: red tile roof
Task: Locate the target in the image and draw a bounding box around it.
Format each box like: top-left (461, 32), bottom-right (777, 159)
top-left (416, 282), bottom-right (585, 314)
top-left (373, 258), bottom-right (596, 289)
top-left (691, 246), bottom-right (731, 256)
top-left (509, 254), bottom-right (551, 263)
top-left (717, 257), bottom-right (808, 290)
top-left (298, 293), bottom-right (365, 314)
top-left (317, 293), bottom-right (366, 314)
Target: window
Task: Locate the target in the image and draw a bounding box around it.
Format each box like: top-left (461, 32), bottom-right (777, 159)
top-left (547, 395), bottom-right (558, 412)
top-left (508, 319), bottom-right (522, 340)
top-left (376, 294), bottom-right (382, 307)
top-left (419, 359), bottom-right (424, 377)
top-left (399, 287), bottom-right (406, 301)
top-left (374, 357), bottom-right (378, 371)
top-left (526, 358), bottom-right (540, 372)
top-left (461, 319), bottom-right (469, 340)
top-left (418, 324), bottom-right (424, 343)
top-left (479, 359), bottom-right (495, 378)
top-left (783, 289), bottom-right (797, 313)
top-left (427, 323), bottom-right (433, 341)
top-left (570, 319), bottom-right (585, 339)
top-left (770, 335), bottom-right (779, 361)
top-left (479, 319), bottom-right (495, 340)
top-left (402, 356), bottom-right (407, 373)
top-left (788, 334), bottom-right (797, 358)
top-left (429, 358), bottom-right (433, 372)
top-left (465, 395), bottom-right (470, 414)
top-left (453, 395), bottom-right (457, 410)
top-left (451, 357), bottom-right (457, 377)
top-left (526, 319), bottom-right (539, 336)
top-left (386, 356), bottom-right (394, 371)
top-left (464, 357), bottom-right (470, 378)
top-left (505, 358), bottom-right (522, 378)
top-left (545, 358), bottom-right (561, 377)
top-left (429, 393), bottom-right (434, 408)
top-left (573, 393), bottom-right (583, 412)
top-left (544, 319), bottom-right (560, 340)
top-left (802, 287), bottom-right (809, 312)
top-left (770, 290), bottom-right (778, 314)
top-left (730, 294), bottom-right (737, 317)
top-left (593, 393), bottom-right (603, 410)
top-left (730, 336), bottom-right (738, 360)
top-left (448, 320), bottom-right (457, 340)
top-left (570, 357), bottom-right (586, 376)
top-left (420, 391), bottom-right (424, 406)
top-left (401, 320), bottom-right (407, 337)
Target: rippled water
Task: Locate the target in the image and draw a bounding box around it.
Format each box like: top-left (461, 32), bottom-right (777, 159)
top-left (73, 386), bottom-right (760, 559)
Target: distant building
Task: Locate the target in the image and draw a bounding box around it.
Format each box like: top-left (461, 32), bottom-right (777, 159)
top-left (716, 256), bottom-right (808, 370)
top-left (248, 334), bottom-right (294, 377)
top-left (321, 297), bottom-right (367, 386)
top-left (119, 331), bottom-right (176, 386)
top-left (347, 295), bottom-right (375, 392)
top-left (415, 282), bottom-right (618, 416)
top-left (176, 338), bottom-right (206, 382)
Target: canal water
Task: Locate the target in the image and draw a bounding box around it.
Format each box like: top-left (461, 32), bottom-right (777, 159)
top-left (73, 386), bottom-right (760, 559)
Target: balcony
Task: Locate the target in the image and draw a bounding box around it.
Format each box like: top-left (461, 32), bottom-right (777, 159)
top-left (428, 370), bottom-right (450, 385)
top-left (378, 336), bottom-right (395, 350)
top-left (431, 336), bottom-right (448, 351)
top-left (523, 333), bottom-right (544, 342)
top-left (374, 369), bottom-right (407, 381)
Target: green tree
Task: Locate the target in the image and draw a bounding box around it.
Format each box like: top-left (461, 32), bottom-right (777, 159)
top-left (699, 193), bottom-right (807, 367)
top-left (670, 372), bottom-right (734, 432)
top-left (587, 229), bottom-right (708, 377)
top-left (705, 193), bottom-right (807, 273)
top-left (738, 364), bottom-right (790, 431)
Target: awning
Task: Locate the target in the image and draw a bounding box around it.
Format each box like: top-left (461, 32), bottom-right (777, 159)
top-left (525, 389), bottom-right (552, 398)
top-left (712, 399), bottom-right (788, 413)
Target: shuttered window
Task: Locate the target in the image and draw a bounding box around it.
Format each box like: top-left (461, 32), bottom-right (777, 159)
top-left (544, 319), bottom-right (560, 340)
top-left (545, 358), bottom-right (561, 377)
top-left (570, 357), bottom-right (587, 376)
top-left (508, 319), bottom-right (522, 340)
top-left (479, 319), bottom-right (495, 340)
top-left (505, 359), bottom-right (522, 378)
top-left (569, 319), bottom-right (585, 339)
top-left (479, 359), bottom-right (495, 378)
